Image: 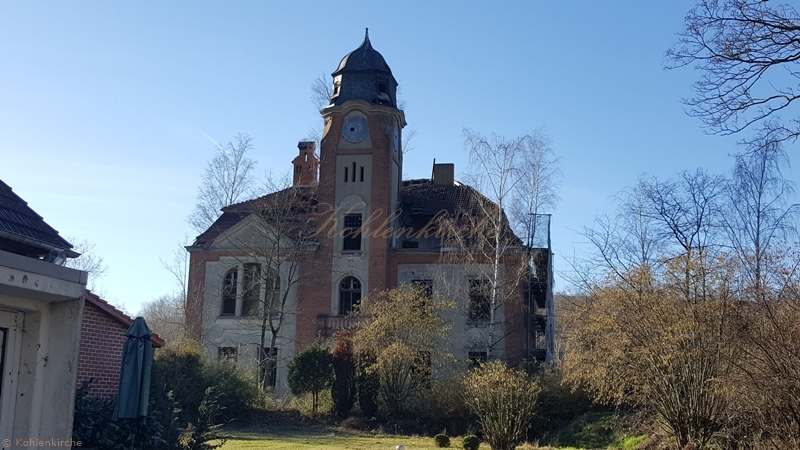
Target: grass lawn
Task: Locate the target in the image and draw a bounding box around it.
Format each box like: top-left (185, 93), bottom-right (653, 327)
top-left (221, 431), bottom-right (592, 450)
top-left (223, 431), bottom-right (450, 450)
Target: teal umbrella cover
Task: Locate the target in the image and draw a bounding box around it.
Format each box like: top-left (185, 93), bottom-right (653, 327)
top-left (112, 317), bottom-right (154, 421)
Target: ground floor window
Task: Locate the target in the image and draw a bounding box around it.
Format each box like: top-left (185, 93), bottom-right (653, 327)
top-left (260, 347), bottom-right (279, 389)
top-left (218, 346), bottom-right (238, 364)
top-left (468, 350), bottom-right (488, 367)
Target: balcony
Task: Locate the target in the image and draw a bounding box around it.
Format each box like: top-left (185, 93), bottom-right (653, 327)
top-left (527, 281), bottom-right (547, 309)
top-left (316, 314), bottom-right (361, 337)
top-left (533, 314), bottom-right (546, 333)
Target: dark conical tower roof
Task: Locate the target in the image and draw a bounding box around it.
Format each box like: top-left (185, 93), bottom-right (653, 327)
top-left (329, 29), bottom-right (399, 108)
top-left (333, 29), bottom-right (393, 75)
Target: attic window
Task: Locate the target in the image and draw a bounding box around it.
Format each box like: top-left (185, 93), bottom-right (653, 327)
top-left (377, 77), bottom-right (387, 93)
top-left (332, 82), bottom-right (340, 97)
top-left (411, 205), bottom-right (425, 215)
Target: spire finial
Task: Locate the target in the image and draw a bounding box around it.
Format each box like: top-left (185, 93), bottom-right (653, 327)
top-left (365, 28), bottom-right (369, 42)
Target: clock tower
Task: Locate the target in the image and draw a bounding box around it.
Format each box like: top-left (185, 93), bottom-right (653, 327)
top-left (317, 29), bottom-right (406, 315)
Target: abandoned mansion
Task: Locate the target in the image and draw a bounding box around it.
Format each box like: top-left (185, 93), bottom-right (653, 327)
top-left (185, 31), bottom-right (554, 394)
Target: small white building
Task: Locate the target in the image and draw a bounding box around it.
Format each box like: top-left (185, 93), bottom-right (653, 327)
top-left (0, 180), bottom-right (87, 448)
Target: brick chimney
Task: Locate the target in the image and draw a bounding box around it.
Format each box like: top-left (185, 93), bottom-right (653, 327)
top-left (432, 163), bottom-right (454, 186)
top-left (292, 141), bottom-right (319, 186)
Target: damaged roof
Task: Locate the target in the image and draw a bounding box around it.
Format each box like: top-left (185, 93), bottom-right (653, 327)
top-left (190, 180), bottom-right (522, 248)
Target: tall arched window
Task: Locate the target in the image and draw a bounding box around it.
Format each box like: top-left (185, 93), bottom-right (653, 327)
top-left (339, 276), bottom-right (362, 316)
top-left (241, 263), bottom-right (261, 316)
top-left (221, 269), bottom-right (237, 315)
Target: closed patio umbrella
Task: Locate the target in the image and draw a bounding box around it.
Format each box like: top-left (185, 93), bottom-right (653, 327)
top-left (112, 316), bottom-right (154, 421)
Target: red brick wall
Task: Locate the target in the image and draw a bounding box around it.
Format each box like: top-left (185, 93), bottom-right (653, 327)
top-left (76, 301), bottom-right (128, 398)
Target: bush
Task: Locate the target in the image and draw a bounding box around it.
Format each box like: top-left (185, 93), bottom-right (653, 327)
top-left (332, 330), bottom-right (357, 418)
top-left (152, 341), bottom-right (256, 425)
top-left (287, 340), bottom-right (333, 414)
top-left (529, 363), bottom-right (597, 440)
top-left (434, 433), bottom-right (451, 447)
top-left (177, 387), bottom-right (228, 450)
top-left (356, 352), bottom-right (380, 418)
top-left (425, 375), bottom-right (473, 435)
top-left (72, 379), bottom-right (166, 450)
top-left (463, 361), bottom-right (540, 450)
top-left (555, 413), bottom-right (615, 449)
top-left (462, 435), bottom-right (480, 450)
top-left (204, 358), bottom-right (259, 421)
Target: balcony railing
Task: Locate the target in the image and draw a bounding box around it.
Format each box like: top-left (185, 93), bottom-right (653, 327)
top-left (316, 314), bottom-right (361, 337)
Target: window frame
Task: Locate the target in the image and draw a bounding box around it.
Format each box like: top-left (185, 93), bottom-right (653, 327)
top-left (342, 214), bottom-right (363, 252)
top-left (339, 276), bottom-right (362, 316)
top-left (218, 346), bottom-right (238, 364)
top-left (468, 278), bottom-right (491, 322)
top-left (221, 269), bottom-right (238, 316)
top-left (219, 263), bottom-right (281, 318)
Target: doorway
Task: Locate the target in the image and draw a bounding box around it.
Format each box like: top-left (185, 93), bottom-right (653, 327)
top-left (0, 310), bottom-right (22, 440)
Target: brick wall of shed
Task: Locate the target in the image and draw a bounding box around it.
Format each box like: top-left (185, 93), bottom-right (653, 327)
top-left (76, 301), bottom-right (128, 398)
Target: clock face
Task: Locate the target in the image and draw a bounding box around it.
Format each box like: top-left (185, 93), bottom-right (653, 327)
top-left (342, 115), bottom-right (369, 143)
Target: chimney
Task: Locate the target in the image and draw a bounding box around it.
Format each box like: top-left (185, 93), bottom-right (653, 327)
top-left (292, 141), bottom-right (319, 186)
top-left (432, 163), bottom-right (454, 186)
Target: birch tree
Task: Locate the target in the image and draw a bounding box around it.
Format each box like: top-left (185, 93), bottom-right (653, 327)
top-left (439, 130), bottom-right (559, 359)
top-left (188, 133), bottom-right (258, 233)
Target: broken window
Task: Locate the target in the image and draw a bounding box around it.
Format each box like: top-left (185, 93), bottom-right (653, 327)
top-left (221, 269), bottom-right (237, 316)
top-left (241, 263), bottom-right (261, 316)
top-left (468, 351), bottom-right (488, 367)
top-left (260, 347), bottom-right (279, 389)
top-left (468, 278), bottom-right (491, 321)
top-left (339, 276), bottom-right (362, 315)
top-left (342, 214), bottom-right (362, 251)
top-left (218, 346), bottom-right (238, 364)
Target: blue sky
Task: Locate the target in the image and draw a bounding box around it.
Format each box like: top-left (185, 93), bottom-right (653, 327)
top-left (2, 2), bottom-right (794, 314)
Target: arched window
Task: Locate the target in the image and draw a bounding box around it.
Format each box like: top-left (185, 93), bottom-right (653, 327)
top-left (221, 269), bottom-right (237, 316)
top-left (339, 276), bottom-right (362, 316)
top-left (241, 263), bottom-right (261, 316)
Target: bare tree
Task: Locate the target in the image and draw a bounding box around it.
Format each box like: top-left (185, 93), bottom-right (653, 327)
top-left (64, 237), bottom-right (108, 292)
top-left (568, 170), bottom-right (736, 450)
top-left (723, 136), bottom-right (798, 297)
top-left (161, 237), bottom-right (191, 304)
top-left (140, 237), bottom-right (192, 343)
top-left (141, 293), bottom-right (185, 344)
top-left (667, 0), bottom-right (800, 141)
top-left (438, 130), bottom-right (558, 359)
top-left (187, 133), bottom-right (258, 233)
top-left (311, 74), bottom-right (332, 112)
top-left (220, 175), bottom-right (319, 390)
top-left (509, 130), bottom-right (561, 245)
